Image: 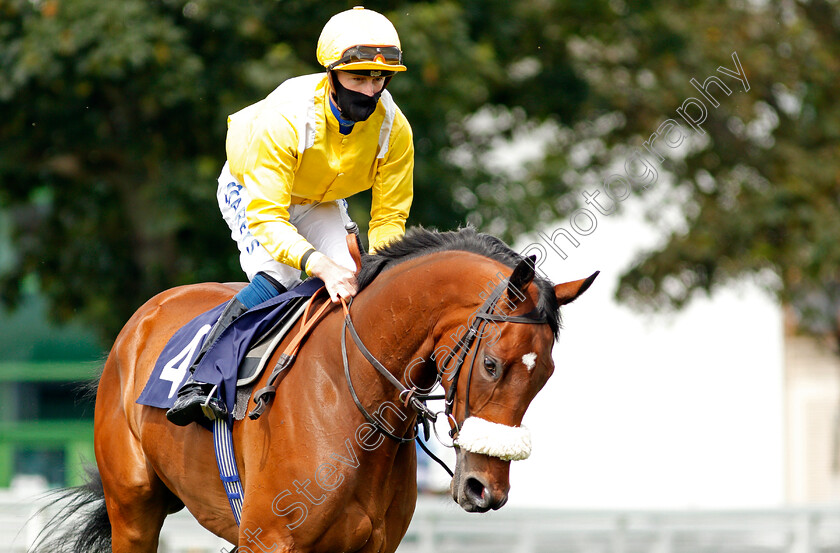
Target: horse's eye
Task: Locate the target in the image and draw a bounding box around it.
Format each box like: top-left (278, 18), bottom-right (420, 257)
top-left (483, 356), bottom-right (498, 377)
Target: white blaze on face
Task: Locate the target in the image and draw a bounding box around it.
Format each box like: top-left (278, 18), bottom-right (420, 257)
top-left (522, 352), bottom-right (537, 371)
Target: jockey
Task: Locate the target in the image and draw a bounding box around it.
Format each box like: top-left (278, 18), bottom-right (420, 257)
top-left (166, 6), bottom-right (414, 426)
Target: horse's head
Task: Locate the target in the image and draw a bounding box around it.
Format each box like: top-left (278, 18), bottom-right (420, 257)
top-left (437, 257), bottom-right (598, 512)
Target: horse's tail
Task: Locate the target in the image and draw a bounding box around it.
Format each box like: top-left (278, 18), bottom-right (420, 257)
top-left (29, 465), bottom-right (112, 553)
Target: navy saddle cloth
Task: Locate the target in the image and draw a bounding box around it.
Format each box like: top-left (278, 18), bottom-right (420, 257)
top-left (136, 278), bottom-right (324, 415)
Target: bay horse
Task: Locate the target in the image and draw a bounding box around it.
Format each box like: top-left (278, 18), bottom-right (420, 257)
top-left (33, 228), bottom-right (596, 553)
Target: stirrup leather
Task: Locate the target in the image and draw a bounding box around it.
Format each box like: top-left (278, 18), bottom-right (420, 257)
top-left (201, 384), bottom-right (227, 420)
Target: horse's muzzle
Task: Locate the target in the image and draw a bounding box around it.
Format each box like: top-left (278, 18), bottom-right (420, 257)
top-left (451, 470), bottom-right (509, 512)
top-left (450, 444), bottom-right (512, 513)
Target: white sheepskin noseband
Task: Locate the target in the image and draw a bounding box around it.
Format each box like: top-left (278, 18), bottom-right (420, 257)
top-left (454, 417), bottom-right (532, 461)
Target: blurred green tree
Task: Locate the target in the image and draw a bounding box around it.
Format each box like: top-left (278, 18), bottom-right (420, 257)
top-left (601, 0), bottom-right (840, 351)
top-left (1, 0), bottom-right (838, 349)
top-left (0, 0), bottom-right (590, 341)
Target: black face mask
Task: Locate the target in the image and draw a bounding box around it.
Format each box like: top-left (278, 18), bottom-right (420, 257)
top-left (330, 72), bottom-right (382, 122)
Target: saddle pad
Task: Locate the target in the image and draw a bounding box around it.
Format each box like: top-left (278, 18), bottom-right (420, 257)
top-left (237, 295), bottom-right (309, 387)
top-left (231, 296), bottom-right (310, 421)
top-left (137, 278), bottom-right (324, 414)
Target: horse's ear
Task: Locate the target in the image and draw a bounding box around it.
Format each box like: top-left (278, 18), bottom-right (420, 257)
top-left (507, 256), bottom-right (536, 303)
top-left (555, 271), bottom-right (599, 306)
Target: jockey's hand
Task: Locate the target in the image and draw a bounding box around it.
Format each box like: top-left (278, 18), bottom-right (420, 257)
top-left (307, 253), bottom-right (358, 303)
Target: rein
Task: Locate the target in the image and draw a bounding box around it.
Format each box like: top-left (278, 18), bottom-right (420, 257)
top-left (247, 264), bottom-right (549, 475)
top-left (340, 297), bottom-right (441, 443)
top-left (339, 275), bottom-right (546, 472)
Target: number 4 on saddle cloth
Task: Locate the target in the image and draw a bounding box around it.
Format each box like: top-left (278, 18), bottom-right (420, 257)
top-left (136, 277), bottom-right (325, 423)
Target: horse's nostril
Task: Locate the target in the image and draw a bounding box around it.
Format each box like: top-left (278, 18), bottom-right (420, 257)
top-left (465, 476), bottom-right (487, 503)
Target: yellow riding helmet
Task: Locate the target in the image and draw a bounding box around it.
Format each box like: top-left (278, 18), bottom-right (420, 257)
top-left (317, 6), bottom-right (407, 73)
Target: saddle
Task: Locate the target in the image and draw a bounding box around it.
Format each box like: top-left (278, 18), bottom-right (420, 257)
top-left (231, 295), bottom-right (310, 419)
top-left (137, 226), bottom-right (365, 420)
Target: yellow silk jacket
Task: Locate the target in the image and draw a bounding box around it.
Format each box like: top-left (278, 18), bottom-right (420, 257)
top-left (226, 73), bottom-right (414, 270)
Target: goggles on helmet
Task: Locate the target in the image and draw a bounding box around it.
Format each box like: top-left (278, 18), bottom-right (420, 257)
top-left (327, 45), bottom-right (403, 71)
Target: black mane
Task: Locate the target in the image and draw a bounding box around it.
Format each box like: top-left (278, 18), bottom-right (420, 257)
top-left (357, 227), bottom-right (561, 338)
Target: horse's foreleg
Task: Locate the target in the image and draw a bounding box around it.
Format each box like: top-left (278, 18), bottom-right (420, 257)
top-left (96, 363), bottom-right (173, 553)
top-left (377, 442), bottom-right (418, 553)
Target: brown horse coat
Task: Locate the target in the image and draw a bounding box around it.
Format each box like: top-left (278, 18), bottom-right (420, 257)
top-left (63, 229), bottom-right (596, 553)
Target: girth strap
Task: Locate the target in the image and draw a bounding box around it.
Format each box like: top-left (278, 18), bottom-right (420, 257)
top-left (213, 418), bottom-right (244, 526)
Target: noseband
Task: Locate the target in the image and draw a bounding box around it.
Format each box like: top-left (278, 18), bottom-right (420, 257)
top-left (340, 276), bottom-right (546, 450)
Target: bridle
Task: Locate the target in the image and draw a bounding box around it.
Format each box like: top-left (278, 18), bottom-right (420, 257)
top-left (437, 277), bottom-right (546, 434)
top-left (340, 276), bottom-right (547, 458)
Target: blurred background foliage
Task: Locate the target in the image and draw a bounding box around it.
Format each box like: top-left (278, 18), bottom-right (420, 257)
top-left (0, 0), bottom-right (838, 347)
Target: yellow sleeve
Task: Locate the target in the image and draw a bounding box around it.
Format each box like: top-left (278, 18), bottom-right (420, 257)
top-left (227, 110), bottom-right (316, 270)
top-left (368, 110), bottom-right (414, 252)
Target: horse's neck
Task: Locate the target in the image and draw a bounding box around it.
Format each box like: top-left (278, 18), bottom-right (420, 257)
top-left (352, 253), bottom-right (501, 389)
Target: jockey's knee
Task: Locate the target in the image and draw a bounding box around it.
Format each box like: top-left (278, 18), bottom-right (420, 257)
top-left (235, 272), bottom-right (287, 309)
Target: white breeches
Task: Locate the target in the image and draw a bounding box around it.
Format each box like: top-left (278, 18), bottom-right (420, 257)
top-left (216, 162), bottom-right (356, 288)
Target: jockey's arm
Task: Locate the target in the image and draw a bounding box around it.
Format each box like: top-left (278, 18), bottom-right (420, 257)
top-left (229, 111), bottom-right (357, 302)
top-left (368, 110), bottom-right (414, 253)
top-left (311, 111), bottom-right (414, 302)
top-left (229, 111), bottom-right (319, 270)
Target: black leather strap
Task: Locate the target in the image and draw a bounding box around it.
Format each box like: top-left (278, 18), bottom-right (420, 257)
top-left (341, 275), bottom-right (548, 446)
top-left (477, 309), bottom-right (545, 323)
top-left (342, 314), bottom-right (416, 444)
top-left (345, 314), bottom-right (406, 392)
